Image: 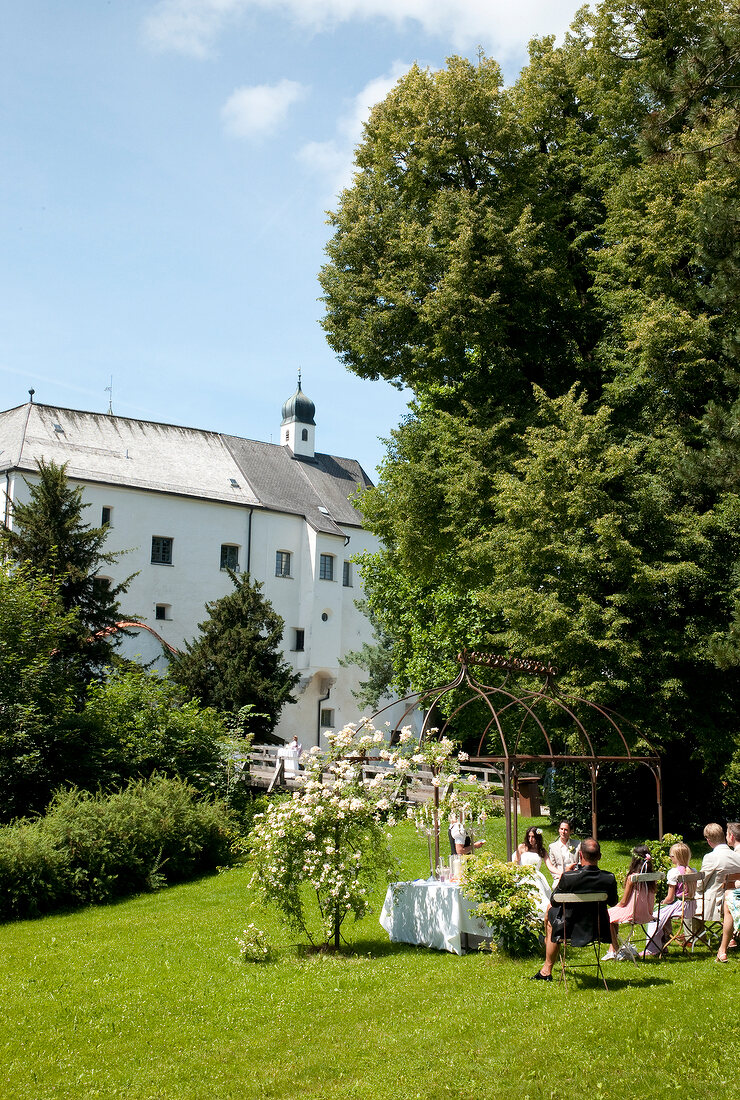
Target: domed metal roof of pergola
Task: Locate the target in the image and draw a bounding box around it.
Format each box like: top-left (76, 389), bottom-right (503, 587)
top-left (369, 649), bottom-right (662, 858)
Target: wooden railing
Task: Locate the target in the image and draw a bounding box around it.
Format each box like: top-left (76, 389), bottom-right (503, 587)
top-left (241, 745), bottom-right (506, 803)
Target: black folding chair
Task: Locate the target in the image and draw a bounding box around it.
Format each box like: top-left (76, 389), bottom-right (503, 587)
top-left (553, 890), bottom-right (610, 991)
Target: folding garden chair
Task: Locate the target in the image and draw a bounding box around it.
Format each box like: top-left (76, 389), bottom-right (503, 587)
top-left (722, 870), bottom-right (740, 893)
top-left (721, 871), bottom-right (740, 954)
top-left (690, 870), bottom-right (727, 951)
top-left (658, 871), bottom-right (701, 955)
top-left (552, 890), bottom-right (610, 991)
top-left (619, 871), bottom-right (665, 961)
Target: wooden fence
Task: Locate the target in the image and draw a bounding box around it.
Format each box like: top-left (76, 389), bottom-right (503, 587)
top-left (240, 744), bottom-right (507, 803)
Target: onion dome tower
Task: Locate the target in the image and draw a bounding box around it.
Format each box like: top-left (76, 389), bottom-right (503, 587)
top-left (281, 371), bottom-right (316, 458)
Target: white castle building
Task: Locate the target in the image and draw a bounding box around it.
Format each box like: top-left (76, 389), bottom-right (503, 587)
top-left (0, 384), bottom-right (395, 745)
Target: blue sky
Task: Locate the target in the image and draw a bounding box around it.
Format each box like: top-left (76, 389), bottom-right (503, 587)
top-left (1, 0), bottom-right (586, 476)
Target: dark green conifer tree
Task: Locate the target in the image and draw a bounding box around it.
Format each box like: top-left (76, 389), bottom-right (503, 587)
top-left (168, 572), bottom-right (299, 740)
top-left (1, 459), bottom-right (133, 682)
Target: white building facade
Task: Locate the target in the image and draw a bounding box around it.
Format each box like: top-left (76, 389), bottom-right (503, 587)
top-left (0, 387), bottom-right (397, 746)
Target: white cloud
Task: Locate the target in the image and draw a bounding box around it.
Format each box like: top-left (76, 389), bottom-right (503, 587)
top-left (221, 79), bottom-right (308, 138)
top-left (144, 0), bottom-right (586, 59)
top-left (144, 0), bottom-right (242, 58)
top-left (297, 63), bottom-right (407, 198)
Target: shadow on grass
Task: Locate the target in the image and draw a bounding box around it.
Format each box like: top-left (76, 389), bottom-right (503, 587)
top-left (332, 937), bottom-right (442, 958)
top-left (547, 973), bottom-right (674, 991)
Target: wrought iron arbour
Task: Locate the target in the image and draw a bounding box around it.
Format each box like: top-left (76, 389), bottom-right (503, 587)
top-left (362, 649), bottom-right (663, 860)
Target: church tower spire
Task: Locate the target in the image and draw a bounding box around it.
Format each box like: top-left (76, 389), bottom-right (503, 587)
top-left (281, 371), bottom-right (316, 458)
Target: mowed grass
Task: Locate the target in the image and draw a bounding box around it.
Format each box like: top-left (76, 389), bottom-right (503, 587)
top-left (1, 817), bottom-right (738, 1100)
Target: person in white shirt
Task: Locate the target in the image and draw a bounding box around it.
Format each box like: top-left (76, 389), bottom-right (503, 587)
top-left (717, 822), bottom-right (740, 961)
top-left (547, 820), bottom-right (581, 888)
top-left (449, 817), bottom-right (484, 855)
top-left (696, 822), bottom-right (740, 921)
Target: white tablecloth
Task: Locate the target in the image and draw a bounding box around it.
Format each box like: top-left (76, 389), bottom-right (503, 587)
top-left (379, 879), bottom-right (493, 955)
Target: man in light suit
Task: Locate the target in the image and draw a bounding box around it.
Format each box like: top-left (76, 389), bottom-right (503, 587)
top-left (548, 820), bottom-right (581, 889)
top-left (696, 822), bottom-right (740, 921)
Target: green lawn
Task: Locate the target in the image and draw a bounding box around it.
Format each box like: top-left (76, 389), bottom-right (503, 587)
top-left (1, 818), bottom-right (737, 1100)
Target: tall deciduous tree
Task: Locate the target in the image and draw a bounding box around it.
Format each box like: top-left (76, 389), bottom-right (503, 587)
top-left (168, 572), bottom-right (298, 740)
top-left (319, 0), bottom-right (740, 825)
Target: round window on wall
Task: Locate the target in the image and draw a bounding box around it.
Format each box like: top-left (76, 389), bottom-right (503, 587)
top-left (321, 610), bottom-right (331, 622)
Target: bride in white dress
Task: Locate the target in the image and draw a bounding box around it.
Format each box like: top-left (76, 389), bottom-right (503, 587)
top-left (514, 827), bottom-right (553, 919)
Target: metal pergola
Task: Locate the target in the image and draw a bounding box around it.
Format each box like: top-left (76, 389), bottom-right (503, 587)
top-left (365, 649), bottom-right (663, 860)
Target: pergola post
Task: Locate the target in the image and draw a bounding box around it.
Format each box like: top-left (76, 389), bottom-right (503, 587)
top-left (589, 763), bottom-right (598, 840)
top-left (503, 763), bottom-right (513, 860)
top-left (656, 763), bottom-right (664, 839)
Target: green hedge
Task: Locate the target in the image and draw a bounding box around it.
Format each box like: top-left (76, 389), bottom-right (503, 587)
top-left (0, 777), bottom-right (234, 920)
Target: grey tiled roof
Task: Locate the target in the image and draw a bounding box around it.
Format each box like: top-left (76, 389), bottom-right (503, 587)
top-left (223, 436), bottom-right (370, 535)
top-left (0, 402), bottom-right (371, 531)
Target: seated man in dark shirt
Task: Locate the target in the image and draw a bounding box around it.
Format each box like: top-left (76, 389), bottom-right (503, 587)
top-left (532, 837), bottom-right (618, 981)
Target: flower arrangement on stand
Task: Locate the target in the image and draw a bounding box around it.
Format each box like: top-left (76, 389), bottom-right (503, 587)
top-left (248, 722), bottom-right (397, 951)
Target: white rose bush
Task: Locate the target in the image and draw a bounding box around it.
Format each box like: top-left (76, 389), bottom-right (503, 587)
top-left (248, 722), bottom-right (397, 950)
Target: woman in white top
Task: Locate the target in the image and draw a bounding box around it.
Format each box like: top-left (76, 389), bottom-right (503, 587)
top-left (513, 826), bottom-right (552, 919)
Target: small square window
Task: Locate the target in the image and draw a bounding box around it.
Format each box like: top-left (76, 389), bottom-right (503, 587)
top-left (276, 551), bottom-right (291, 577)
top-left (155, 604), bottom-right (168, 621)
top-left (151, 536), bottom-right (173, 565)
top-left (320, 708), bottom-right (335, 728)
top-left (319, 554), bottom-right (334, 581)
top-left (343, 561), bottom-right (352, 587)
top-left (101, 506), bottom-right (112, 527)
top-left (293, 628), bottom-right (305, 652)
top-left (220, 544), bottom-right (239, 571)
top-left (93, 576), bottom-right (111, 598)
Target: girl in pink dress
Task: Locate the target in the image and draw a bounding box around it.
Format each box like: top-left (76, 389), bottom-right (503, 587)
top-left (602, 845), bottom-right (656, 960)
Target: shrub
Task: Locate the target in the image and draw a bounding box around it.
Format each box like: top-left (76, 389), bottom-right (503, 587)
top-left (81, 667), bottom-right (231, 794)
top-left (547, 762), bottom-right (662, 839)
top-left (0, 824), bottom-right (72, 919)
top-left (463, 854), bottom-right (542, 956)
top-left (0, 777), bottom-right (234, 921)
top-left (248, 723), bottom-right (398, 949)
top-left (235, 923), bottom-right (271, 963)
top-left (643, 832), bottom-right (684, 902)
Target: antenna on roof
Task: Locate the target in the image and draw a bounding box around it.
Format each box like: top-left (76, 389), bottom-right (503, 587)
top-left (105, 376), bottom-right (113, 415)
